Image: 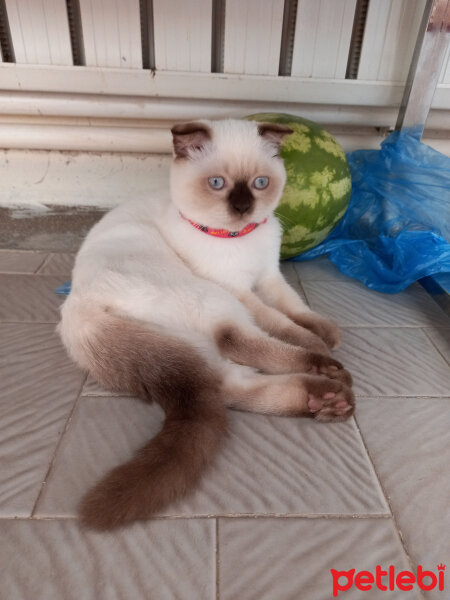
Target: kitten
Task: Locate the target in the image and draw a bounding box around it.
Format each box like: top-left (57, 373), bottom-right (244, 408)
top-left (59, 119), bottom-right (354, 530)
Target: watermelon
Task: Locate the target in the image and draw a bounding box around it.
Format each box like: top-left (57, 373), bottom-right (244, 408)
top-left (246, 113), bottom-right (351, 259)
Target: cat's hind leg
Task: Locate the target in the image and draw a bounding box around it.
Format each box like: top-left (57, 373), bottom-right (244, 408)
top-left (222, 363), bottom-right (354, 422)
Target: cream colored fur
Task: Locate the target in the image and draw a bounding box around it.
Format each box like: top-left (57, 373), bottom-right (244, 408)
top-left (59, 119), bottom-right (355, 530)
top-left (60, 118), bottom-right (347, 408)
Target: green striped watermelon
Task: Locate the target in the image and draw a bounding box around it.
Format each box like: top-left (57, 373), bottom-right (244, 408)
top-left (246, 113), bottom-right (351, 259)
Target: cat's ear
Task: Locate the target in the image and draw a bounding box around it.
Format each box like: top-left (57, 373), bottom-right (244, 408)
top-left (171, 122), bottom-right (212, 159)
top-left (257, 123), bottom-right (293, 153)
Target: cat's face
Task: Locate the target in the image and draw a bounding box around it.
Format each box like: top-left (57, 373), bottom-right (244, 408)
top-left (170, 119), bottom-right (292, 230)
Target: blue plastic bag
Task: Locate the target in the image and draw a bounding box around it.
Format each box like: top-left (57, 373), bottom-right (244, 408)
top-left (55, 281), bottom-right (71, 295)
top-left (293, 130), bottom-right (450, 293)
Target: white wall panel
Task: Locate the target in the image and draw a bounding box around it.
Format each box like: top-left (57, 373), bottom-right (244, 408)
top-left (439, 43), bottom-right (450, 84)
top-left (291, 0), bottom-right (356, 79)
top-left (153, 0), bottom-right (212, 72)
top-left (0, 63), bottom-right (410, 106)
top-left (0, 91), bottom-right (405, 127)
top-left (5, 0), bottom-right (72, 65)
top-left (358, 0), bottom-right (426, 81)
top-left (79, 0), bottom-right (142, 68)
top-left (224, 0), bottom-right (284, 75)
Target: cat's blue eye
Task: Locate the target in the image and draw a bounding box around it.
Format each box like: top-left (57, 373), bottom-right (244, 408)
top-left (208, 176), bottom-right (225, 190)
top-left (253, 176), bottom-right (269, 190)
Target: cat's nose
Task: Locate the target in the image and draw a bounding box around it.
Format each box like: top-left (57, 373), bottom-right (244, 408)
top-left (228, 181), bottom-right (254, 215)
top-left (231, 198), bottom-right (252, 214)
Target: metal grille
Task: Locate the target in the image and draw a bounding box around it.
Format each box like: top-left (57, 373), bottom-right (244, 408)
top-left (346, 0), bottom-right (370, 79)
top-left (66, 0), bottom-right (85, 66)
top-left (0, 0), bottom-right (14, 63)
top-left (140, 0), bottom-right (155, 70)
top-left (279, 0), bottom-right (298, 76)
top-left (211, 0), bottom-right (226, 73)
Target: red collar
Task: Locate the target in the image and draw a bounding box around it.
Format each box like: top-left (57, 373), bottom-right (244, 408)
top-left (180, 212), bottom-right (267, 239)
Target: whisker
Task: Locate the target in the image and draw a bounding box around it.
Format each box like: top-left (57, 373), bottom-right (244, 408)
top-left (275, 211), bottom-right (297, 228)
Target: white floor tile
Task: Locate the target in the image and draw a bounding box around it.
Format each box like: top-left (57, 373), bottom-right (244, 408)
top-left (335, 327), bottom-right (450, 397)
top-left (0, 519), bottom-right (215, 600)
top-left (219, 518), bottom-right (420, 600)
top-left (36, 397), bottom-right (388, 518)
top-left (356, 396), bottom-right (450, 600)
top-left (303, 281), bottom-right (448, 327)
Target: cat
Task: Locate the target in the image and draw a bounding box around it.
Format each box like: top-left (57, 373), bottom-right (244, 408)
top-left (59, 118), bottom-right (354, 531)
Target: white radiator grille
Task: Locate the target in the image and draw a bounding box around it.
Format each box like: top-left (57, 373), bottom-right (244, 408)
top-left (0, 0), bottom-right (449, 141)
top-left (1, 0), bottom-right (446, 81)
top-left (0, 0), bottom-right (14, 62)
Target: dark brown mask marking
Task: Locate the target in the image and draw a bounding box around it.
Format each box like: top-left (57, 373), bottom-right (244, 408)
top-left (227, 180), bottom-right (254, 215)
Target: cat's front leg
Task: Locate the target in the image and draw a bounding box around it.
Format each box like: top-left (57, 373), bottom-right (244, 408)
top-left (236, 289), bottom-right (330, 355)
top-left (214, 322), bottom-right (346, 379)
top-left (255, 272), bottom-right (341, 349)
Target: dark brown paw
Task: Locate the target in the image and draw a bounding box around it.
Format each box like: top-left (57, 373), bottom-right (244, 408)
top-left (325, 366), bottom-right (353, 387)
top-left (306, 352), bottom-right (345, 377)
top-left (306, 351), bottom-right (353, 386)
top-left (282, 325), bottom-right (330, 354)
top-left (305, 376), bottom-right (355, 422)
top-left (291, 313), bottom-right (341, 349)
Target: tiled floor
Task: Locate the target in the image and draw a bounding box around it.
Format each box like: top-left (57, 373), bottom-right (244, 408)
top-left (0, 250), bottom-right (449, 600)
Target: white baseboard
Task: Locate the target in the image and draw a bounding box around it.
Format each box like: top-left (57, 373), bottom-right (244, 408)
top-left (0, 150), bottom-right (171, 209)
top-left (2, 64), bottom-right (449, 109)
top-left (2, 125), bottom-right (449, 211)
top-left (1, 121), bottom-right (449, 156)
top-left (1, 87), bottom-right (449, 156)
top-left (1, 88), bottom-right (449, 211)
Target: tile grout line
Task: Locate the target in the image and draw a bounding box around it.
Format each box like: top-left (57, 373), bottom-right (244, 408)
top-left (215, 518), bottom-right (220, 600)
top-left (1, 321), bottom-right (448, 332)
top-left (82, 393), bottom-right (450, 399)
top-left (0, 273), bottom-right (71, 279)
top-left (0, 270), bottom-right (48, 275)
top-left (4, 321), bottom-right (444, 330)
top-left (354, 394), bottom-right (450, 399)
top-left (351, 416), bottom-right (393, 520)
top-left (1, 514), bottom-right (393, 522)
top-left (30, 372), bottom-right (88, 518)
top-left (337, 324), bottom-right (450, 329)
top-left (0, 321), bottom-right (62, 325)
top-left (34, 253), bottom-right (52, 274)
top-left (421, 327), bottom-right (450, 367)
top-left (352, 413), bottom-right (426, 600)
top-left (291, 268), bottom-right (310, 307)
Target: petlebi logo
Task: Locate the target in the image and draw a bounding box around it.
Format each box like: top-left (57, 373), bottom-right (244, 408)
top-left (330, 564), bottom-right (446, 597)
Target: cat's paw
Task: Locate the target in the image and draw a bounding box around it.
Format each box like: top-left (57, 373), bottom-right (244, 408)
top-left (306, 352), bottom-right (353, 387)
top-left (305, 377), bottom-right (355, 422)
top-left (324, 365), bottom-right (353, 387)
top-left (291, 313), bottom-right (341, 349)
top-left (305, 352), bottom-right (345, 378)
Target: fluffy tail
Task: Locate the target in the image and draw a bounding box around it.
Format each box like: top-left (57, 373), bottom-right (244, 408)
top-left (61, 303), bottom-right (227, 530)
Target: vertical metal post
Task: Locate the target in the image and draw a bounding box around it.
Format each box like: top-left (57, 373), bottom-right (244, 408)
top-left (396, 0), bottom-right (450, 139)
top-left (211, 0), bottom-right (226, 73)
